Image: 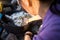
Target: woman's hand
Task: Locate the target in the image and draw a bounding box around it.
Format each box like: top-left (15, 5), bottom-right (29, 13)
top-left (18, 0), bottom-right (40, 16)
top-left (24, 31), bottom-right (33, 40)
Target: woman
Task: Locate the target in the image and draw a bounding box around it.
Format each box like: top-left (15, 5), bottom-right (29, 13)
top-left (18, 0), bottom-right (60, 40)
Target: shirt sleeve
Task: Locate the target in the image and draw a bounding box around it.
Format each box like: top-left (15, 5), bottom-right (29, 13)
top-left (33, 22), bottom-right (60, 40)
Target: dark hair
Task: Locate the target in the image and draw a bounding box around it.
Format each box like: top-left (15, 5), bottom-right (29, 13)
top-left (50, 0), bottom-right (60, 16)
top-left (39, 0), bottom-right (60, 16)
top-left (40, 0), bottom-right (52, 3)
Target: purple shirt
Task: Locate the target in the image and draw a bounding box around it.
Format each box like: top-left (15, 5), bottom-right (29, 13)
top-left (33, 4), bottom-right (60, 40)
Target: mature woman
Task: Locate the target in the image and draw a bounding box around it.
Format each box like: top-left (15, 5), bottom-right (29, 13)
top-left (18, 0), bottom-right (60, 40)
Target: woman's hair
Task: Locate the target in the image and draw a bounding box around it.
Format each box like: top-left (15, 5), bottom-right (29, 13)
top-left (39, 0), bottom-right (60, 16)
top-left (40, 0), bottom-right (52, 3)
top-left (50, 0), bottom-right (60, 16)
